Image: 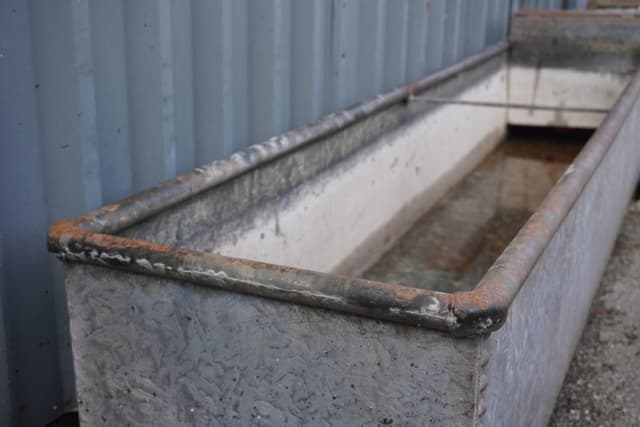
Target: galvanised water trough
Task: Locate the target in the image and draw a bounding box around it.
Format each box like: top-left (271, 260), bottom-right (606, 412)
top-left (49, 11), bottom-right (640, 426)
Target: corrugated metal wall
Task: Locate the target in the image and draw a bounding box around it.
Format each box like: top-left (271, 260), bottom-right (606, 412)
top-left (0, 0), bottom-right (565, 425)
top-left (565, 0), bottom-right (590, 7)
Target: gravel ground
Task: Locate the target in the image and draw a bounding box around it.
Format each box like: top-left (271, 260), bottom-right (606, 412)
top-left (550, 202), bottom-right (640, 426)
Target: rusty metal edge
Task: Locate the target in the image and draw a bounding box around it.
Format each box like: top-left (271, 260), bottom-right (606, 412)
top-left (450, 66), bottom-right (640, 335)
top-left (47, 44), bottom-right (514, 337)
top-left (48, 42), bottom-right (639, 337)
top-left (68, 41), bottom-right (508, 235)
top-left (47, 222), bottom-right (458, 333)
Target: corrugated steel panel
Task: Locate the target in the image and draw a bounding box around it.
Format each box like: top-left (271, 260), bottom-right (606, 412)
top-left (0, 0), bottom-right (571, 425)
top-left (512, 0), bottom-right (565, 10)
top-left (566, 0), bottom-right (589, 8)
top-left (0, 239), bottom-right (11, 424)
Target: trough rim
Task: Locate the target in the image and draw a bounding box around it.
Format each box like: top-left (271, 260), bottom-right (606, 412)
top-left (47, 39), bottom-right (640, 337)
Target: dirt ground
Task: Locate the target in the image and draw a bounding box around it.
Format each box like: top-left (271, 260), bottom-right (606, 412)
top-left (549, 202), bottom-right (640, 426)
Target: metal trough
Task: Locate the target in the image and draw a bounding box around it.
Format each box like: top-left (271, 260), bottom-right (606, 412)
top-left (48, 11), bottom-right (640, 426)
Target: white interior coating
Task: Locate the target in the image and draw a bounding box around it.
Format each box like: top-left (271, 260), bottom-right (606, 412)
top-left (210, 65), bottom-right (628, 275)
top-left (214, 69), bottom-right (508, 273)
top-left (508, 66), bottom-right (628, 128)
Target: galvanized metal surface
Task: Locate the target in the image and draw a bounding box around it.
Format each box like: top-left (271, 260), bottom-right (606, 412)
top-left (53, 51), bottom-right (512, 425)
top-left (53, 66), bottom-right (640, 427)
top-left (54, 78), bottom-right (640, 426)
top-left (449, 66), bottom-right (640, 334)
top-left (64, 263), bottom-right (481, 426)
top-left (0, 1), bottom-right (576, 425)
top-left (550, 202), bottom-right (640, 426)
top-left (49, 46), bottom-right (509, 337)
top-left (102, 58), bottom-right (638, 337)
top-left (483, 83), bottom-right (640, 427)
top-left (47, 14), bottom-right (640, 424)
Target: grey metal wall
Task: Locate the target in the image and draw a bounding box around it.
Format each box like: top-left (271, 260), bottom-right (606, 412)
top-left (514, 0), bottom-right (566, 8)
top-left (0, 0), bottom-right (563, 425)
top-left (565, 0), bottom-right (590, 8)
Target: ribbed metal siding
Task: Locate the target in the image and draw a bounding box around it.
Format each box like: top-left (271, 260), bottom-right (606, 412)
top-left (513, 0), bottom-right (565, 10)
top-left (565, 0), bottom-right (589, 8)
top-left (0, 0), bottom-right (565, 425)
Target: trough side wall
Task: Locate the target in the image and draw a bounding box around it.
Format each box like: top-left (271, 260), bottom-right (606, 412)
top-left (482, 87), bottom-right (640, 427)
top-left (120, 57), bottom-right (508, 276)
top-left (65, 263), bottom-right (481, 426)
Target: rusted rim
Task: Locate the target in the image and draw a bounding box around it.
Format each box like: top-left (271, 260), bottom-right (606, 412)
top-left (452, 65), bottom-right (640, 333)
top-left (47, 41), bottom-right (640, 337)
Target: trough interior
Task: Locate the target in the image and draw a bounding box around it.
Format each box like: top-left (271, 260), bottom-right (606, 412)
top-left (362, 127), bottom-right (588, 292)
top-left (115, 47), bottom-right (619, 293)
top-left (118, 59), bottom-right (511, 276)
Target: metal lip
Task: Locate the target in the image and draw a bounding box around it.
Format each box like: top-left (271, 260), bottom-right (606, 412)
top-left (46, 41), bottom-right (638, 337)
top-left (515, 9), bottom-right (640, 18)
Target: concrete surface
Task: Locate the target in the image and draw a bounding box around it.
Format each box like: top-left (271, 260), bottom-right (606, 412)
top-left (550, 201), bottom-right (640, 427)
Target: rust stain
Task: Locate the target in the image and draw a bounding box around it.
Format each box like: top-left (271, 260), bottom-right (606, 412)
top-left (453, 292), bottom-right (489, 312)
top-left (386, 283), bottom-right (431, 301)
top-left (102, 203), bottom-right (122, 213)
top-left (449, 280), bottom-right (511, 320)
top-left (404, 80), bottom-right (420, 99)
top-left (48, 219), bottom-right (176, 254)
top-left (48, 219), bottom-right (84, 239)
top-left (87, 233), bottom-right (176, 254)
